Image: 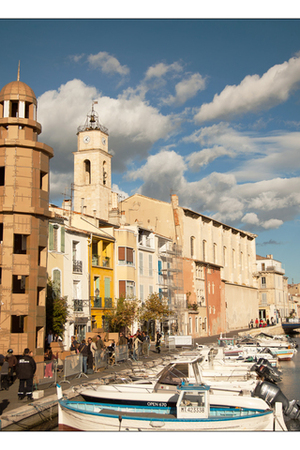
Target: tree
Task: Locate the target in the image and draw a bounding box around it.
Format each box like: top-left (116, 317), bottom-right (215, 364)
top-left (139, 293), bottom-right (169, 323)
top-left (46, 278), bottom-right (69, 338)
top-left (105, 297), bottom-right (138, 332)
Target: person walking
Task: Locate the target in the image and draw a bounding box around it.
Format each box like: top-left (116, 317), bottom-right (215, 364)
top-left (87, 337), bottom-right (96, 373)
top-left (16, 348), bottom-right (36, 401)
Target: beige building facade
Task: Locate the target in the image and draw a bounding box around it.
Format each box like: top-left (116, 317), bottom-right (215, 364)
top-left (0, 77), bottom-right (53, 360)
top-left (256, 254), bottom-right (288, 323)
top-left (118, 193), bottom-right (259, 333)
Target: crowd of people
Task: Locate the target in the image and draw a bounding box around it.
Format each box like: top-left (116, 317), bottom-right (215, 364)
top-left (69, 329), bottom-right (162, 374)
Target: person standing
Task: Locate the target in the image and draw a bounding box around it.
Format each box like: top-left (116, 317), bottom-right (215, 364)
top-left (155, 331), bottom-right (162, 354)
top-left (6, 349), bottom-right (17, 385)
top-left (87, 337), bottom-right (96, 373)
top-left (78, 340), bottom-right (88, 374)
top-left (70, 335), bottom-right (79, 354)
top-left (16, 348), bottom-right (36, 401)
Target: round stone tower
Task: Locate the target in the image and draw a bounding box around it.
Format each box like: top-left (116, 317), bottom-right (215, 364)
top-left (0, 72), bottom-right (53, 361)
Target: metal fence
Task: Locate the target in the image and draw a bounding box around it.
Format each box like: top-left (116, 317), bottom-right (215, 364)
top-left (61, 354), bottom-right (86, 384)
top-left (94, 350), bottom-right (108, 370)
top-left (35, 360), bottom-right (58, 388)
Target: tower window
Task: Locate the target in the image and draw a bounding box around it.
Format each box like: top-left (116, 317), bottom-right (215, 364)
top-left (11, 315), bottom-right (26, 333)
top-left (14, 234), bottom-right (27, 254)
top-left (84, 159), bottom-right (91, 184)
top-left (11, 101), bottom-right (19, 117)
top-left (12, 275), bottom-right (27, 294)
top-left (40, 171), bottom-right (48, 191)
top-left (0, 167), bottom-right (5, 186)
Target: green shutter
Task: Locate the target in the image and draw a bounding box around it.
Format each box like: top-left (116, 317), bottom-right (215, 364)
top-left (61, 227), bottom-right (65, 253)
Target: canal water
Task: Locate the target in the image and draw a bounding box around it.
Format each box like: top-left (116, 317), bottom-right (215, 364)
top-left (277, 334), bottom-right (300, 430)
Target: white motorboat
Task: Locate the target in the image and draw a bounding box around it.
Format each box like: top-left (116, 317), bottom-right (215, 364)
top-left (77, 356), bottom-right (268, 405)
top-left (57, 383), bottom-right (288, 431)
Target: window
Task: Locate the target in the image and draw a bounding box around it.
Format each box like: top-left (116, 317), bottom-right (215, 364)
top-left (73, 241), bottom-right (82, 273)
top-left (149, 254), bottom-right (153, 277)
top-left (232, 249), bottom-right (235, 268)
top-left (261, 263), bottom-right (265, 271)
top-left (40, 171), bottom-right (48, 191)
top-left (139, 252), bottom-right (144, 275)
top-left (0, 167), bottom-right (4, 186)
top-left (223, 246), bottom-right (227, 267)
top-left (140, 284), bottom-right (144, 302)
top-left (261, 276), bottom-right (266, 288)
top-left (52, 269), bottom-right (61, 298)
top-left (191, 236), bottom-right (195, 258)
top-left (11, 315), bottom-right (26, 333)
top-left (118, 247), bottom-right (134, 266)
top-left (49, 224), bottom-right (65, 252)
top-left (261, 293), bottom-right (267, 306)
top-left (12, 275), bottom-right (27, 293)
top-left (202, 240), bottom-right (206, 261)
top-left (13, 234), bottom-right (27, 254)
top-left (213, 243), bottom-right (217, 263)
top-left (103, 161), bottom-right (107, 185)
top-left (84, 159), bottom-right (91, 184)
top-left (119, 280), bottom-right (135, 298)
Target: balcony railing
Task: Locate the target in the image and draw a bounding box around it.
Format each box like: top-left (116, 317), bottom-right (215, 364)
top-left (92, 255), bottom-right (111, 268)
top-left (74, 299), bottom-right (83, 312)
top-left (91, 296), bottom-right (113, 308)
top-left (73, 260), bottom-right (83, 273)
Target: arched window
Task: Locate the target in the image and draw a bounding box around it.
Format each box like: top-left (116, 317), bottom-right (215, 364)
top-left (103, 161), bottom-right (107, 185)
top-left (84, 159), bottom-right (91, 184)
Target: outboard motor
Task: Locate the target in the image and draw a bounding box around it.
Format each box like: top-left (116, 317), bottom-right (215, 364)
top-left (256, 358), bottom-right (282, 378)
top-left (251, 360), bottom-right (282, 383)
top-left (253, 381), bottom-right (300, 421)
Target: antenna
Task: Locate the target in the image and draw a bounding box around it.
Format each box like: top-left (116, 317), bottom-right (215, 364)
top-left (17, 61), bottom-right (20, 81)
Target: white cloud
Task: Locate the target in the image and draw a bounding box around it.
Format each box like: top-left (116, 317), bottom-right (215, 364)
top-left (145, 62), bottom-right (183, 79)
top-left (87, 51), bottom-right (129, 76)
top-left (38, 79), bottom-right (177, 201)
top-left (241, 212), bottom-right (260, 226)
top-left (194, 55), bottom-right (300, 123)
top-left (163, 73), bottom-right (206, 105)
top-left (262, 219), bottom-right (284, 229)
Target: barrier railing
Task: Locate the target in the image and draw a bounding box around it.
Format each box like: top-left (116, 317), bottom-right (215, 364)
top-left (61, 354), bottom-right (87, 384)
top-left (115, 345), bottom-right (128, 364)
top-left (94, 350), bottom-right (108, 370)
top-left (35, 360), bottom-right (57, 388)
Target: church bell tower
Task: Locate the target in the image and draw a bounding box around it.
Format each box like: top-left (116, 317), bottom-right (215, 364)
top-left (73, 103), bottom-right (112, 221)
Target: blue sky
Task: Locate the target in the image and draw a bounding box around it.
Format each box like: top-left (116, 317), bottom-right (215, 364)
top-left (1, 16), bottom-right (300, 284)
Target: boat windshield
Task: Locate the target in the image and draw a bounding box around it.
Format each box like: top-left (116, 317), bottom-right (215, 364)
top-left (157, 363), bottom-right (189, 386)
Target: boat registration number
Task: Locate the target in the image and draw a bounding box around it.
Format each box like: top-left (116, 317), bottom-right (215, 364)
top-left (181, 407), bottom-right (205, 414)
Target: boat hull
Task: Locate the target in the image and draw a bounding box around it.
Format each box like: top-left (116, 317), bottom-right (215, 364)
top-left (58, 399), bottom-right (278, 432)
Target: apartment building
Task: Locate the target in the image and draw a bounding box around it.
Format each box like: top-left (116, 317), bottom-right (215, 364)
top-left (118, 193), bottom-right (258, 335)
top-left (256, 254), bottom-right (288, 322)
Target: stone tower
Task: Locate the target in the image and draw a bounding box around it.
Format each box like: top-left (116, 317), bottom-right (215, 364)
top-left (0, 70), bottom-right (53, 361)
top-left (73, 103), bottom-right (112, 221)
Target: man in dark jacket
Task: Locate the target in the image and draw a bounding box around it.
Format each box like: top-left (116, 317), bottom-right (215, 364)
top-left (16, 348), bottom-right (36, 400)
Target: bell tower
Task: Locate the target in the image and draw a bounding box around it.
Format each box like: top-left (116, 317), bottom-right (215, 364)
top-left (73, 103), bottom-right (112, 221)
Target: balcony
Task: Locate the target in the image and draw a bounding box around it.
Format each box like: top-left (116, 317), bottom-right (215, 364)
top-left (73, 260), bottom-right (83, 274)
top-left (73, 299), bottom-right (83, 312)
top-left (92, 255), bottom-right (111, 268)
top-left (91, 296), bottom-right (113, 309)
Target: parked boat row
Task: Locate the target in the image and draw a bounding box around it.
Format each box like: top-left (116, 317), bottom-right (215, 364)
top-left (57, 342), bottom-right (300, 431)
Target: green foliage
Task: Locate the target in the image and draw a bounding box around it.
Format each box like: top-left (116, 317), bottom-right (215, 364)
top-left (46, 278), bottom-right (69, 337)
top-left (105, 297), bottom-right (138, 332)
top-left (139, 293), bottom-right (169, 322)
